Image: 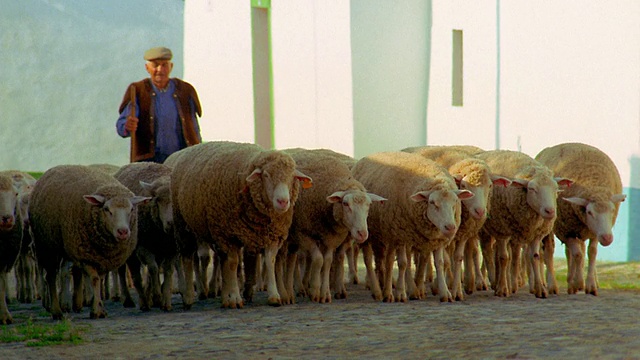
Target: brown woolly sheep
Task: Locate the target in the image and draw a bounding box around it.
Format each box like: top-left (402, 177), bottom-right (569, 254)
top-left (352, 151), bottom-right (473, 303)
top-left (0, 172), bottom-right (23, 324)
top-left (29, 165), bottom-right (149, 319)
top-left (114, 162), bottom-right (177, 311)
top-left (535, 142), bottom-right (625, 295)
top-left (403, 146), bottom-right (511, 300)
top-left (476, 150), bottom-right (572, 298)
top-left (171, 141), bottom-right (311, 309)
top-left (280, 148), bottom-right (385, 304)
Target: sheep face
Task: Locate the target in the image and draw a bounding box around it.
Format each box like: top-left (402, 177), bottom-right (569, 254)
top-left (84, 195), bottom-right (150, 241)
top-left (0, 183), bottom-right (19, 231)
top-left (327, 190), bottom-right (387, 244)
top-left (246, 166), bottom-right (312, 214)
top-left (140, 180), bottom-right (173, 233)
top-left (564, 194), bottom-right (626, 246)
top-left (411, 188), bottom-right (472, 239)
top-left (512, 176), bottom-right (559, 220)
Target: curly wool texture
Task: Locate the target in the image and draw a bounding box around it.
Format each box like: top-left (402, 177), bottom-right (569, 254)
top-left (171, 141), bottom-right (301, 256)
top-left (286, 149), bottom-right (367, 252)
top-left (353, 151), bottom-right (462, 253)
top-left (114, 162), bottom-right (177, 257)
top-left (29, 165), bottom-right (139, 274)
top-left (476, 150), bottom-right (556, 244)
top-left (0, 173), bottom-right (22, 273)
top-left (536, 143), bottom-right (623, 242)
top-left (405, 147), bottom-right (494, 242)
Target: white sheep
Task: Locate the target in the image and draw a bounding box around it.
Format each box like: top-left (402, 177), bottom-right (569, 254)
top-left (352, 151), bottom-right (473, 302)
top-left (0, 172), bottom-right (23, 324)
top-left (171, 141), bottom-right (312, 309)
top-left (114, 162), bottom-right (177, 311)
top-left (403, 146), bottom-right (511, 300)
top-left (475, 150), bottom-right (571, 298)
top-left (535, 142), bottom-right (625, 295)
top-left (280, 148), bottom-right (385, 304)
top-left (29, 165), bottom-right (149, 319)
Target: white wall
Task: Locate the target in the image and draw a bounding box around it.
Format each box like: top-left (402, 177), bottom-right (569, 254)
top-left (184, 0), bottom-right (354, 155)
top-left (426, 0), bottom-right (640, 261)
top-left (0, 0), bottom-right (184, 172)
top-left (351, 0), bottom-right (432, 159)
top-left (183, 1), bottom-right (255, 143)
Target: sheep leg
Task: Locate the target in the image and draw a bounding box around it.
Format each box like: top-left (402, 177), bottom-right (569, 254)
top-left (527, 240), bottom-right (548, 298)
top-left (118, 264), bottom-right (136, 308)
top-left (395, 245), bottom-right (408, 303)
top-left (146, 259), bottom-right (163, 307)
top-left (494, 238), bottom-right (510, 297)
top-left (586, 238), bottom-right (599, 296)
top-left (347, 242), bottom-right (360, 285)
top-left (180, 252), bottom-right (196, 310)
top-left (84, 266), bottom-right (106, 319)
top-left (263, 244), bottom-right (282, 306)
top-left (45, 265), bottom-right (63, 320)
top-left (59, 262), bottom-right (73, 313)
top-left (480, 233), bottom-right (496, 289)
top-left (72, 264), bottom-right (88, 313)
top-left (0, 272), bottom-right (12, 325)
top-left (210, 252), bottom-right (222, 297)
top-left (382, 247), bottom-right (395, 303)
top-left (243, 251), bottom-right (258, 303)
top-left (320, 247), bottom-right (334, 303)
top-left (220, 249), bottom-right (243, 309)
top-left (160, 259), bottom-right (175, 311)
top-left (410, 250), bottom-right (426, 300)
top-left (284, 251), bottom-right (298, 304)
top-left (542, 234), bottom-right (558, 295)
top-left (508, 242), bottom-right (521, 294)
top-left (449, 240), bottom-right (465, 301)
top-left (362, 243), bottom-right (382, 301)
top-left (129, 257), bottom-right (151, 311)
top-left (404, 247), bottom-right (418, 300)
top-left (332, 242), bottom-right (347, 300)
top-left (565, 238), bottom-right (584, 294)
top-left (433, 247), bottom-right (453, 302)
top-left (308, 245), bottom-right (323, 302)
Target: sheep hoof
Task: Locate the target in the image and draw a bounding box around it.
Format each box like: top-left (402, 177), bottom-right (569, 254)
top-left (1, 316), bottom-right (13, 325)
top-left (267, 298), bottom-right (281, 307)
top-left (183, 303), bottom-right (192, 311)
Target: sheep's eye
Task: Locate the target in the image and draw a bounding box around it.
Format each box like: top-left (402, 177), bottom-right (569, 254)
top-left (528, 187), bottom-right (537, 193)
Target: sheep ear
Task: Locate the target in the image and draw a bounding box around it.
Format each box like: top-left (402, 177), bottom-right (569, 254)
top-left (491, 175), bottom-right (512, 188)
top-left (246, 168), bottom-right (262, 183)
top-left (131, 196), bottom-right (152, 206)
top-left (368, 193), bottom-right (387, 204)
top-left (410, 191), bottom-right (431, 203)
top-left (510, 179), bottom-right (529, 188)
top-left (456, 189), bottom-right (475, 200)
top-left (563, 197), bottom-right (589, 207)
top-left (452, 174), bottom-right (463, 187)
top-left (555, 177), bottom-right (573, 188)
top-left (139, 181), bottom-right (153, 192)
top-left (84, 194), bottom-right (105, 206)
top-left (611, 194), bottom-right (627, 203)
top-left (327, 191), bottom-right (345, 203)
top-left (294, 170), bottom-right (313, 189)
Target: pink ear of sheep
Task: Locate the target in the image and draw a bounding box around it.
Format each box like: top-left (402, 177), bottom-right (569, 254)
top-left (456, 190), bottom-right (475, 200)
top-left (327, 191), bottom-right (345, 203)
top-left (612, 194), bottom-right (627, 203)
top-left (131, 196), bottom-right (152, 206)
top-left (510, 179), bottom-right (529, 188)
top-left (84, 194), bottom-right (106, 206)
top-left (491, 175), bottom-right (512, 188)
top-left (295, 170), bottom-right (313, 189)
top-left (368, 193), bottom-right (387, 204)
top-left (555, 177), bottom-right (573, 188)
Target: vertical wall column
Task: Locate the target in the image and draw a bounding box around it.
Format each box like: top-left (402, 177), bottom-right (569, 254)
top-left (251, 0), bottom-right (273, 148)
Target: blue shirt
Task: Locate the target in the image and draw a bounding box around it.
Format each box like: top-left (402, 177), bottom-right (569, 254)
top-left (116, 79), bottom-right (201, 163)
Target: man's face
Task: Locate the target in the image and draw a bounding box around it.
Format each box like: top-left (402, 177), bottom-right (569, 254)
top-left (145, 60), bottom-right (173, 86)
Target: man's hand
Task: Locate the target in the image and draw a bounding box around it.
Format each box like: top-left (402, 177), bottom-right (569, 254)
top-left (125, 116), bottom-right (139, 133)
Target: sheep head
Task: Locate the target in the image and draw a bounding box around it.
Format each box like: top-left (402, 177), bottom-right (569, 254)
top-left (327, 189), bottom-right (386, 244)
top-left (563, 193), bottom-right (626, 246)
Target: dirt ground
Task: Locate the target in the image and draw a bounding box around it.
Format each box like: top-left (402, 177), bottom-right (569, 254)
top-left (2, 271), bottom-right (640, 360)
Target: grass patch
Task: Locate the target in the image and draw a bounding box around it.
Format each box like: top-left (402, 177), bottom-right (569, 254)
top-left (0, 318), bottom-right (86, 347)
top-left (551, 259), bottom-right (640, 291)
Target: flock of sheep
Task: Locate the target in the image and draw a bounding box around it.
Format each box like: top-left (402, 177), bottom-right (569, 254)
top-left (0, 141), bottom-right (626, 324)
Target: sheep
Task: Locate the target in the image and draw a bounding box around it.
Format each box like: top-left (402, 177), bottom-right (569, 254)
top-left (352, 151), bottom-right (473, 302)
top-left (403, 146), bottom-right (511, 300)
top-left (279, 148), bottom-right (385, 304)
top-left (87, 163), bottom-right (121, 175)
top-left (170, 141), bottom-right (312, 309)
top-left (113, 162), bottom-right (177, 311)
top-left (15, 180), bottom-right (39, 304)
top-left (475, 150), bottom-right (572, 298)
top-left (535, 142), bottom-right (625, 296)
top-left (0, 172), bottom-right (23, 324)
top-left (29, 165), bottom-right (149, 319)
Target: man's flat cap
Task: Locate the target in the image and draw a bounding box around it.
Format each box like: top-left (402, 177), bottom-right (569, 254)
top-left (144, 47), bottom-right (173, 61)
